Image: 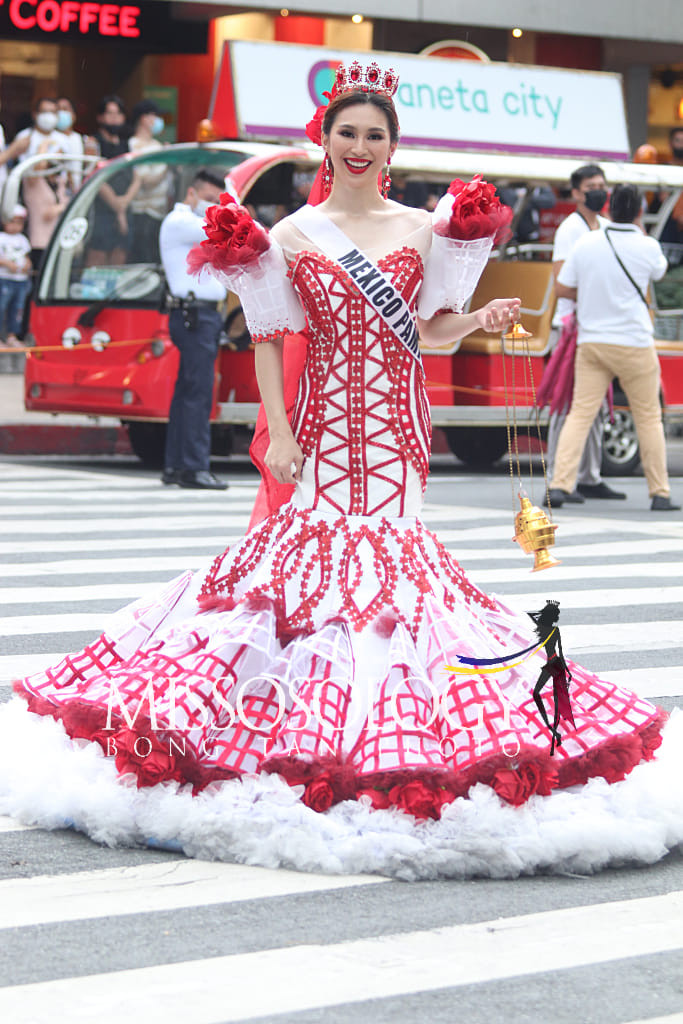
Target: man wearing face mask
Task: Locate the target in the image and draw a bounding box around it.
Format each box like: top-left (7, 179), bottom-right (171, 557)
top-left (159, 170), bottom-right (228, 490)
top-left (541, 163), bottom-right (626, 506)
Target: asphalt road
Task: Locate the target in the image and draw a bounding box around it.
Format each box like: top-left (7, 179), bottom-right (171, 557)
top-left (0, 451), bottom-right (681, 1024)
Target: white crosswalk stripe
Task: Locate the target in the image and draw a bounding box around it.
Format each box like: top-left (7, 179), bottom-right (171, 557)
top-left (0, 892), bottom-right (680, 1023)
top-left (0, 860), bottom-right (389, 930)
top-left (0, 460), bottom-right (680, 1024)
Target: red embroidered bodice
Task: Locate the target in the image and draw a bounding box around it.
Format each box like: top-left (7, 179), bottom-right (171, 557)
top-left (288, 247), bottom-right (431, 517)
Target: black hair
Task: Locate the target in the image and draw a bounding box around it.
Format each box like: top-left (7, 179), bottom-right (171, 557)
top-left (97, 94), bottom-right (126, 117)
top-left (609, 183), bottom-right (641, 223)
top-left (130, 99), bottom-right (160, 127)
top-left (192, 169), bottom-right (225, 191)
top-left (570, 164), bottom-right (605, 190)
top-left (322, 89), bottom-right (400, 145)
top-left (33, 96), bottom-right (56, 112)
top-left (669, 126), bottom-right (683, 142)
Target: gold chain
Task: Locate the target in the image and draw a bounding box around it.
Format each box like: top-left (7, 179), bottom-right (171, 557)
top-left (501, 330), bottom-right (553, 521)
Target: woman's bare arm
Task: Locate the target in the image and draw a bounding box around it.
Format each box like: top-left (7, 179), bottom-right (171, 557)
top-left (417, 297), bottom-right (520, 347)
top-left (254, 338), bottom-right (304, 484)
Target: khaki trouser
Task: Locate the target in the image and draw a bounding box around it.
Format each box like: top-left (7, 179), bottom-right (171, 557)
top-left (551, 342), bottom-right (670, 498)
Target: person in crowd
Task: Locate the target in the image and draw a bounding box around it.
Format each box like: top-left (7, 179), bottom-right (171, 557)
top-left (93, 94), bottom-right (129, 159)
top-left (669, 126), bottom-right (683, 167)
top-left (56, 97), bottom-right (96, 195)
top-left (0, 203), bottom-right (31, 348)
top-left (159, 168), bottom-right (228, 490)
top-left (499, 183), bottom-right (556, 245)
top-left (4, 99), bottom-right (70, 338)
top-left (541, 163), bottom-right (625, 507)
top-left (127, 99), bottom-right (169, 263)
top-left (0, 97), bottom-right (67, 171)
top-left (549, 183), bottom-right (679, 511)
top-left (87, 95), bottom-right (139, 267)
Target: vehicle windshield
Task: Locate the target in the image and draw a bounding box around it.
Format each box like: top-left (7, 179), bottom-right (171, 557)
top-left (37, 147), bottom-right (246, 306)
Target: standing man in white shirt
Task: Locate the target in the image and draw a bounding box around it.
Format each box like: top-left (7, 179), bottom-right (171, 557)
top-left (160, 169), bottom-right (228, 490)
top-left (550, 184), bottom-right (679, 511)
top-left (546, 164), bottom-right (625, 506)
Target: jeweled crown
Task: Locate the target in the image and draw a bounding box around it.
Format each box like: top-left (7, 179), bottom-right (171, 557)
top-left (335, 60), bottom-right (399, 99)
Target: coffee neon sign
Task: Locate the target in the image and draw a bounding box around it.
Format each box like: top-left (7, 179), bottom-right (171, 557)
top-left (7, 0), bottom-right (141, 37)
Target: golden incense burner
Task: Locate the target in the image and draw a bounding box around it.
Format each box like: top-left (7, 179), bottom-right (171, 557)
top-left (513, 494), bottom-right (560, 572)
top-left (503, 321), bottom-right (533, 341)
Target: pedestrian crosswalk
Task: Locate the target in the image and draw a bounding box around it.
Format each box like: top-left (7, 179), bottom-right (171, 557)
top-left (0, 458), bottom-right (681, 1024)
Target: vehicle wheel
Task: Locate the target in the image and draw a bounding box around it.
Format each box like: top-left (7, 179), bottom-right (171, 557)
top-left (601, 408), bottom-right (640, 476)
top-left (126, 421), bottom-right (167, 467)
top-left (444, 427), bottom-right (508, 468)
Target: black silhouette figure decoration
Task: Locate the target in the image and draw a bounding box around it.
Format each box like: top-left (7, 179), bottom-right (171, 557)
top-left (450, 598), bottom-right (577, 755)
top-left (529, 600), bottom-right (576, 755)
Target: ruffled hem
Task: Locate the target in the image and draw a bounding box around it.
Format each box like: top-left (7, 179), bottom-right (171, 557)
top-left (1, 699), bottom-right (681, 880)
top-left (13, 683), bottom-right (667, 817)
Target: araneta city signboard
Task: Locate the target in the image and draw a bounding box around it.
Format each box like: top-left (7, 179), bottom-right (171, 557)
top-left (221, 41), bottom-right (630, 160)
top-left (0, 0), bottom-right (208, 49)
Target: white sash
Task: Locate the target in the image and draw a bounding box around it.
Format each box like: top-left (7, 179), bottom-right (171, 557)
top-left (291, 205), bottom-right (421, 363)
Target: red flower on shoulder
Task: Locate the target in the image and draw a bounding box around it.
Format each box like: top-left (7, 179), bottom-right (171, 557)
top-left (187, 199), bottom-right (270, 277)
top-left (441, 175), bottom-right (513, 243)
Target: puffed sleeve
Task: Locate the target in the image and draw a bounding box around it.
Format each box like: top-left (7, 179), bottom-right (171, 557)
top-left (208, 240), bottom-right (306, 344)
top-left (416, 191), bottom-right (495, 319)
top-left (416, 231), bottom-right (494, 320)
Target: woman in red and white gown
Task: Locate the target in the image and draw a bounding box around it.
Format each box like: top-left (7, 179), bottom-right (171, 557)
top-left (0, 76), bottom-right (680, 879)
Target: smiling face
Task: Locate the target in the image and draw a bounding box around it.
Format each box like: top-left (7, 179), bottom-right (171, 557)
top-left (323, 102), bottom-right (396, 188)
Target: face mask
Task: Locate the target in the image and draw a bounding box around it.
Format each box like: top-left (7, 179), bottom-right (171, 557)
top-left (56, 110), bottom-right (73, 131)
top-left (151, 116), bottom-right (165, 136)
top-left (672, 146), bottom-right (683, 160)
top-left (583, 188), bottom-right (607, 212)
top-left (193, 198), bottom-right (212, 218)
top-left (35, 112), bottom-right (58, 133)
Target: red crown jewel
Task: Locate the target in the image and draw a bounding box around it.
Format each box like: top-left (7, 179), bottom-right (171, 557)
top-left (334, 60), bottom-right (399, 98)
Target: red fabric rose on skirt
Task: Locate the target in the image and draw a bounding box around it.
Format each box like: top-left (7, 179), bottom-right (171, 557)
top-left (112, 728), bottom-right (184, 789)
top-left (389, 780), bottom-right (445, 820)
top-left (357, 788), bottom-right (392, 810)
top-left (303, 772), bottom-right (335, 812)
top-left (491, 761), bottom-right (557, 806)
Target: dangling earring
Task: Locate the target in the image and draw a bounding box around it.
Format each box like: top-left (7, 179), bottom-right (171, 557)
top-left (382, 156), bottom-right (392, 200)
top-left (322, 153), bottom-right (333, 196)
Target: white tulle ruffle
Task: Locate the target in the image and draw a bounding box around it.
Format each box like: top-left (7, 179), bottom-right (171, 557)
top-left (417, 224), bottom-right (493, 319)
top-left (0, 698), bottom-right (681, 881)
